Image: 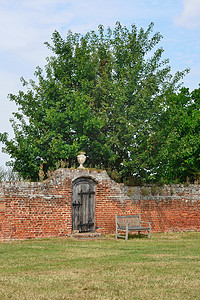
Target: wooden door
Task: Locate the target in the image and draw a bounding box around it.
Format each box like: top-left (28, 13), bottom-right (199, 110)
top-left (72, 178), bottom-right (96, 232)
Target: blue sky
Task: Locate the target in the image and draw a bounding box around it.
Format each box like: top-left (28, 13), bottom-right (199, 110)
top-left (0, 0), bottom-right (200, 167)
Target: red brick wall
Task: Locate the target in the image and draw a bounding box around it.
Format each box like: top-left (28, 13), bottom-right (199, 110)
top-left (0, 168), bottom-right (199, 240)
top-left (0, 171), bottom-right (73, 240)
top-left (94, 180), bottom-right (200, 234)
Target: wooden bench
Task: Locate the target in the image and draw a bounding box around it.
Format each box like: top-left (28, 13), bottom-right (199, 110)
top-left (115, 214), bottom-right (152, 240)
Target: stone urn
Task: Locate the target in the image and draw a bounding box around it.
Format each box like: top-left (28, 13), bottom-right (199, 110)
top-left (77, 152), bottom-right (86, 169)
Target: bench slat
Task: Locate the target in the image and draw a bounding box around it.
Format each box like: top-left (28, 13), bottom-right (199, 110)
top-left (118, 226), bottom-right (150, 230)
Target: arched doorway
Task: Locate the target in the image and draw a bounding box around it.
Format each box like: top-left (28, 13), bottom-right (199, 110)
top-left (72, 177), bottom-right (96, 232)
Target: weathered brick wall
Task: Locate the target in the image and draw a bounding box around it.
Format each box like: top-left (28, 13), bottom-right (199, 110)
top-left (94, 176), bottom-right (200, 234)
top-left (0, 168), bottom-right (199, 240)
top-left (0, 170), bottom-right (73, 240)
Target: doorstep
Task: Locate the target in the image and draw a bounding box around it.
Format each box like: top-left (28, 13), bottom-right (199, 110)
top-left (70, 232), bottom-right (102, 239)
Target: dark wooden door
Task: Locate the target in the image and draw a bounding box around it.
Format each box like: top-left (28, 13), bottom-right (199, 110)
top-left (72, 178), bottom-right (96, 232)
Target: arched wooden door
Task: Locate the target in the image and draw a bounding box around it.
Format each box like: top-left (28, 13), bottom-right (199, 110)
top-left (72, 177), bottom-right (96, 232)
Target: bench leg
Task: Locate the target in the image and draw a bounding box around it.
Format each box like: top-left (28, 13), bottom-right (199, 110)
top-left (148, 230), bottom-right (151, 238)
top-left (116, 227), bottom-right (118, 239)
top-left (125, 224), bottom-right (128, 240)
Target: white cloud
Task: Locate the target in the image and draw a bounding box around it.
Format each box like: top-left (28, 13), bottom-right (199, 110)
top-left (0, 0), bottom-right (150, 64)
top-left (0, 0), bottom-right (119, 63)
top-left (175, 0), bottom-right (200, 28)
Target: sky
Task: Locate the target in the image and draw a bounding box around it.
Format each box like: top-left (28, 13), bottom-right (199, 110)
top-left (0, 0), bottom-right (200, 167)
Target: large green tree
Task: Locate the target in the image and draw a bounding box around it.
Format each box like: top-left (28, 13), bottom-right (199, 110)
top-left (0, 22), bottom-right (191, 182)
top-left (146, 87), bottom-right (200, 183)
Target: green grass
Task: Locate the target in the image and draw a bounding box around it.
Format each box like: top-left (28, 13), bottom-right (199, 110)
top-left (0, 232), bottom-right (200, 300)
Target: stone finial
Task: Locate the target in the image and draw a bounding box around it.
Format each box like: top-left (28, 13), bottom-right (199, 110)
top-left (77, 152), bottom-right (86, 169)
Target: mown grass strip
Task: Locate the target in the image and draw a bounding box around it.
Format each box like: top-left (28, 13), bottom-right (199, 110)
top-left (0, 232), bottom-right (200, 299)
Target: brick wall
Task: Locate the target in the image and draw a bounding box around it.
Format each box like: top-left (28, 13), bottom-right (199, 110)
top-left (0, 168), bottom-right (199, 240)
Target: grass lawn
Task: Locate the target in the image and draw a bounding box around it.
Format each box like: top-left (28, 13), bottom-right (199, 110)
top-left (0, 232), bottom-right (200, 300)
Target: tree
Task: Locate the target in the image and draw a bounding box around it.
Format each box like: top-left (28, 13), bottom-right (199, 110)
top-left (146, 87), bottom-right (200, 183)
top-left (0, 166), bottom-right (21, 181)
top-left (0, 22), bottom-right (189, 181)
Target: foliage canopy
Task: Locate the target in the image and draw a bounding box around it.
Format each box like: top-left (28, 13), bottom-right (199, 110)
top-left (1, 22), bottom-right (199, 183)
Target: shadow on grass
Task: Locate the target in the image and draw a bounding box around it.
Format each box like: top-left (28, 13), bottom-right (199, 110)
top-left (118, 233), bottom-right (149, 240)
